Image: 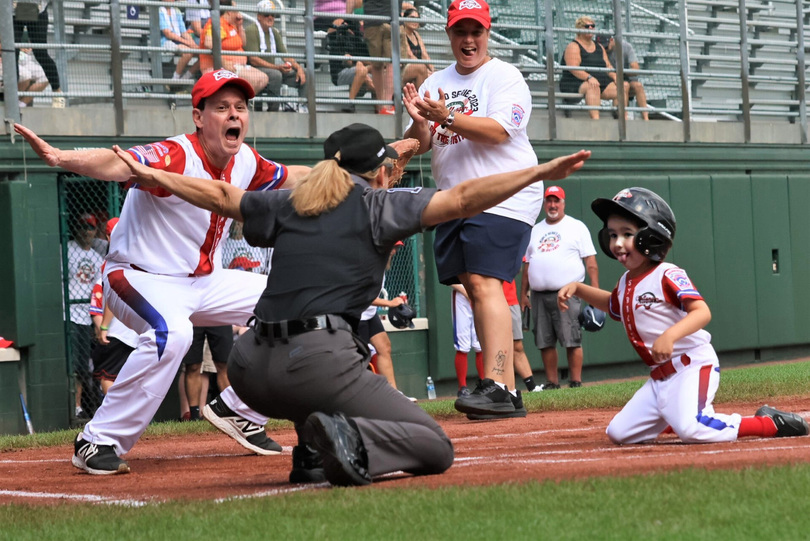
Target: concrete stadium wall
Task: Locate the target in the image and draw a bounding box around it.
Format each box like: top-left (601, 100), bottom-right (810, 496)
top-left (3, 129), bottom-right (810, 434)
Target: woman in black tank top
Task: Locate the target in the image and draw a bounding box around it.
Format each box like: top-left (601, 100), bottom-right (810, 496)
top-left (400, 5), bottom-right (434, 89)
top-left (559, 16), bottom-right (628, 119)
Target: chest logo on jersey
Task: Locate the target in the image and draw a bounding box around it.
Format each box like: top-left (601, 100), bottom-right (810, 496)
top-left (537, 231), bottom-right (561, 252)
top-left (75, 258), bottom-right (99, 285)
top-left (635, 291), bottom-right (661, 310)
top-left (430, 89), bottom-right (478, 147)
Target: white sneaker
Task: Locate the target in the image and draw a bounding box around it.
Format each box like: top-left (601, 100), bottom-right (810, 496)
top-left (528, 386), bottom-right (544, 392)
top-left (18, 100), bottom-right (27, 108)
top-left (52, 95), bottom-right (66, 108)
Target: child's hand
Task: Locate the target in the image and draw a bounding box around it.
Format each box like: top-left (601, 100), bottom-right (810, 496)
top-left (557, 283), bottom-right (578, 311)
top-left (651, 333), bottom-right (675, 364)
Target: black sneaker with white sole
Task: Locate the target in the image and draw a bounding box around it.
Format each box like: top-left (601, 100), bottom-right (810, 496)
top-left (454, 378), bottom-right (516, 416)
top-left (755, 405), bottom-right (810, 437)
top-left (203, 396), bottom-right (282, 455)
top-left (72, 434), bottom-right (130, 475)
top-left (467, 390), bottom-right (528, 420)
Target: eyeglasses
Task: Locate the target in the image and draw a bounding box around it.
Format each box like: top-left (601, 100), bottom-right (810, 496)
top-left (582, 24), bottom-right (596, 29)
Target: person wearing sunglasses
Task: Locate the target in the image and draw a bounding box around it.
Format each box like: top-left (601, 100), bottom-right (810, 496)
top-left (560, 16), bottom-right (628, 119)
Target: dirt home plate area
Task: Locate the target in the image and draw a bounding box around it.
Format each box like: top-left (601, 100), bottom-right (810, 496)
top-left (2, 396), bottom-right (810, 506)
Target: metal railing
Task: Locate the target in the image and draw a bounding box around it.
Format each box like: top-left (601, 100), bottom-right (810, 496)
top-left (0, 0), bottom-right (807, 142)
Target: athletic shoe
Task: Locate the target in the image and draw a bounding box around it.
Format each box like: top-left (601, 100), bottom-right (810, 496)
top-left (457, 386), bottom-right (471, 398)
top-left (454, 378), bottom-right (515, 415)
top-left (467, 390), bottom-right (528, 420)
top-left (305, 412), bottom-right (371, 486)
top-left (203, 396), bottom-right (282, 455)
top-left (52, 95), bottom-right (66, 108)
top-left (528, 385), bottom-right (543, 392)
top-left (72, 434), bottom-right (130, 475)
top-left (755, 405), bottom-right (810, 437)
top-left (569, 381), bottom-right (583, 388)
top-left (289, 444), bottom-right (326, 484)
top-left (541, 381), bottom-right (561, 391)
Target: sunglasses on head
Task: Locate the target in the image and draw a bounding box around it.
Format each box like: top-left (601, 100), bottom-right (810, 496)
top-left (582, 24), bottom-right (595, 29)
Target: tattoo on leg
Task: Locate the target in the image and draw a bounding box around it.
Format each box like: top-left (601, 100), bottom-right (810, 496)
top-left (491, 350), bottom-right (507, 375)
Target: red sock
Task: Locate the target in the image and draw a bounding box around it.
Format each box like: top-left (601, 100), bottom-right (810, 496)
top-left (369, 353), bottom-right (378, 374)
top-left (475, 351), bottom-right (484, 379)
top-left (454, 351), bottom-right (468, 388)
top-left (737, 415), bottom-right (778, 438)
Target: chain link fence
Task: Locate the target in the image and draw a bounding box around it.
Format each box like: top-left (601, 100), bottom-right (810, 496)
top-left (58, 169), bottom-right (424, 424)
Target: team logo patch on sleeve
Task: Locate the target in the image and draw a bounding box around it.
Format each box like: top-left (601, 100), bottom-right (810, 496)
top-left (666, 268), bottom-right (696, 291)
top-left (511, 104), bottom-right (525, 127)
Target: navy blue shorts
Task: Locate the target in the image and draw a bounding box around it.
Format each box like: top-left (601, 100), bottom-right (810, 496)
top-left (433, 213), bottom-right (531, 285)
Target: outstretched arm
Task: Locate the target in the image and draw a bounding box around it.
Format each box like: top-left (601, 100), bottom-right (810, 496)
top-left (15, 123), bottom-right (133, 181)
top-left (420, 150), bottom-right (591, 227)
top-left (557, 282), bottom-right (610, 313)
top-left (113, 146), bottom-right (246, 220)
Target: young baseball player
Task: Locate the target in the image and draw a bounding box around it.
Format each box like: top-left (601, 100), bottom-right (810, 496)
top-left (558, 187), bottom-right (809, 444)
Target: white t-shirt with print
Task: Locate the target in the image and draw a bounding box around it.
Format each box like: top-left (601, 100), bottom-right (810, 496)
top-left (67, 240), bottom-right (105, 325)
top-left (416, 58), bottom-right (541, 225)
top-left (525, 215), bottom-right (596, 291)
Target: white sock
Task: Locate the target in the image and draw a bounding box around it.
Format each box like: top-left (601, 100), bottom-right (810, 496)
top-left (172, 72), bottom-right (181, 80)
top-left (509, 389), bottom-right (518, 397)
top-left (493, 381), bottom-right (506, 391)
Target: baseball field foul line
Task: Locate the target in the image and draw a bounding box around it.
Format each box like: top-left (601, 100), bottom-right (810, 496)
top-left (0, 489), bottom-right (149, 506)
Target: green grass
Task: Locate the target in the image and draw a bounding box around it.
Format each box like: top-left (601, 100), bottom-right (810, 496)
top-left (1, 360), bottom-right (808, 540)
top-left (2, 465), bottom-right (810, 540)
top-left (3, 360), bottom-right (809, 452)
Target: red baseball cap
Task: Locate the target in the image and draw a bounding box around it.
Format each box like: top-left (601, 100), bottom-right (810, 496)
top-left (0, 337), bottom-right (13, 348)
top-left (106, 217), bottom-right (120, 237)
top-left (81, 213), bottom-right (98, 228)
top-left (192, 69), bottom-right (255, 108)
top-left (544, 186), bottom-right (565, 200)
top-left (228, 256), bottom-right (261, 270)
top-left (447, 0), bottom-right (491, 29)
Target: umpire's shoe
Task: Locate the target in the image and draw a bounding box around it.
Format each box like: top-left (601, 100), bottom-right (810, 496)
top-left (203, 396), bottom-right (282, 455)
top-left (72, 433), bottom-right (130, 475)
top-left (305, 412), bottom-right (371, 487)
top-left (289, 444), bottom-right (326, 484)
top-left (454, 378), bottom-right (516, 416)
top-left (755, 405), bottom-right (810, 437)
top-left (467, 389), bottom-right (528, 420)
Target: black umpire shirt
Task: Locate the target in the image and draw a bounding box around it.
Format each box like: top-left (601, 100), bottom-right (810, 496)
top-left (240, 176), bottom-right (436, 325)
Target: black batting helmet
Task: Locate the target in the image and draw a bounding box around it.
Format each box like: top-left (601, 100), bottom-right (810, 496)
top-left (579, 305), bottom-right (606, 332)
top-left (591, 187), bottom-right (676, 262)
top-left (388, 303), bottom-right (416, 329)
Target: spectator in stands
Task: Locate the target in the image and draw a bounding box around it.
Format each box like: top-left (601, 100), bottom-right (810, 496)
top-left (313, 0), bottom-right (361, 33)
top-left (325, 18), bottom-right (376, 113)
top-left (159, 0), bottom-right (199, 81)
top-left (15, 48), bottom-right (50, 107)
top-left (13, 0), bottom-right (64, 107)
top-left (400, 4), bottom-right (433, 90)
top-left (245, 0), bottom-right (308, 112)
top-left (363, 0), bottom-right (401, 114)
top-left (199, 0), bottom-right (269, 94)
top-left (596, 34), bottom-right (650, 121)
top-left (185, 0), bottom-right (211, 43)
top-left (559, 16), bottom-right (627, 120)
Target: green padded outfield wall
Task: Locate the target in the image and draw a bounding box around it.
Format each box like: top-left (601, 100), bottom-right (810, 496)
top-left (4, 138), bottom-right (810, 433)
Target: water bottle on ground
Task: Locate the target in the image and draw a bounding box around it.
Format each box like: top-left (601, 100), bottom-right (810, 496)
top-left (426, 376), bottom-right (436, 400)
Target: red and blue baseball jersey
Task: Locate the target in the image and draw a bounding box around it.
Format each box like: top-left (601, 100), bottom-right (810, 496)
top-left (107, 133), bottom-right (287, 277)
top-left (609, 262), bottom-right (710, 367)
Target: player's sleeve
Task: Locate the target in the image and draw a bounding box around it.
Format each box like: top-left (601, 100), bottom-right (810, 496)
top-left (89, 280), bottom-right (104, 317)
top-left (247, 148), bottom-right (288, 191)
top-left (124, 140), bottom-right (187, 196)
top-left (364, 187), bottom-right (438, 250)
top-left (661, 266), bottom-right (703, 310)
top-left (486, 63), bottom-right (532, 137)
top-left (608, 286), bottom-right (622, 321)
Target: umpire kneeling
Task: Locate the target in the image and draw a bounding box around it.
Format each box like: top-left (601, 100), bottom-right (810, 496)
top-left (115, 122), bottom-right (589, 486)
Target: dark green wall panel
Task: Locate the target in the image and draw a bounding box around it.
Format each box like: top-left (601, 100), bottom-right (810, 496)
top-left (751, 175), bottom-right (795, 346)
top-left (709, 175), bottom-right (759, 350)
top-left (787, 175), bottom-right (810, 344)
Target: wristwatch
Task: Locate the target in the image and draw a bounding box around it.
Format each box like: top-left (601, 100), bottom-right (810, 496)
top-left (441, 110), bottom-right (455, 129)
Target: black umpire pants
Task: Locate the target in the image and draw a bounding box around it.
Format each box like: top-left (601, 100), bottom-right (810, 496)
top-left (227, 326), bottom-right (454, 478)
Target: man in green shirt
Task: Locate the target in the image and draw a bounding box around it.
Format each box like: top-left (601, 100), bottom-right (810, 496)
top-left (244, 0), bottom-right (308, 111)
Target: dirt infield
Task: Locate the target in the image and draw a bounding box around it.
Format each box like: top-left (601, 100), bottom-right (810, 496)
top-left (3, 396), bottom-right (810, 506)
